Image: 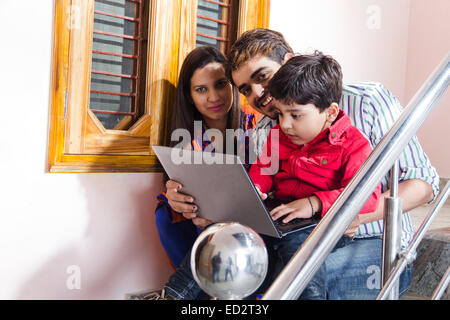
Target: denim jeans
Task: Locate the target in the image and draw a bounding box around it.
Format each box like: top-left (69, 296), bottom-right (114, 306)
top-left (164, 248), bottom-right (202, 300)
top-left (268, 229), bottom-right (353, 299)
top-left (324, 236), bottom-right (413, 299)
top-left (164, 232), bottom-right (412, 300)
top-left (164, 243), bottom-right (280, 300)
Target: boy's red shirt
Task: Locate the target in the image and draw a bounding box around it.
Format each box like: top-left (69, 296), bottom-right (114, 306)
top-left (249, 110), bottom-right (381, 217)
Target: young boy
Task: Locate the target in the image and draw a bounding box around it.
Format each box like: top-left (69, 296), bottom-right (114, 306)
top-left (246, 53), bottom-right (381, 297)
top-left (249, 52), bottom-right (381, 225)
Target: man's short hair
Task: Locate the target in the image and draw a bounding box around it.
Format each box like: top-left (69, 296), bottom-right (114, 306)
top-left (268, 51), bottom-right (343, 112)
top-left (226, 28), bottom-right (293, 83)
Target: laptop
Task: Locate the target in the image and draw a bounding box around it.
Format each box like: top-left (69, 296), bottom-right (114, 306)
top-left (152, 145), bottom-right (319, 238)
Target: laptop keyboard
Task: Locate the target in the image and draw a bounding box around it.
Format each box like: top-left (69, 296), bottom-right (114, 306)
top-left (274, 217), bottom-right (317, 232)
top-left (275, 217), bottom-right (307, 227)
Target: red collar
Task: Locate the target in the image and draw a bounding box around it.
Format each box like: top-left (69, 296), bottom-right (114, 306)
top-left (276, 110), bottom-right (351, 159)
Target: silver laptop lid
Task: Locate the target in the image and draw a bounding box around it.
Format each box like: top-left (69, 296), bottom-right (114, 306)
top-left (152, 145), bottom-right (281, 238)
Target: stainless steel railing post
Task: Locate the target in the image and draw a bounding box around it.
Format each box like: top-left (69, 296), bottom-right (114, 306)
top-left (377, 181), bottom-right (450, 300)
top-left (381, 161), bottom-right (402, 299)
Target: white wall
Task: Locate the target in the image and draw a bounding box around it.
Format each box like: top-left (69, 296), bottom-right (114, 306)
top-left (0, 1), bottom-right (172, 299)
top-left (270, 0), bottom-right (449, 178)
top-left (406, 0), bottom-right (450, 177)
top-left (270, 0), bottom-right (410, 103)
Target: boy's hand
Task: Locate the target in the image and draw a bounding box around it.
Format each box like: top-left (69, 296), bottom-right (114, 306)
top-left (255, 186), bottom-right (268, 200)
top-left (270, 196), bottom-right (321, 223)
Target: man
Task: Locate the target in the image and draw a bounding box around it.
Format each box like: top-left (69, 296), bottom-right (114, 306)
top-left (166, 29), bottom-right (439, 299)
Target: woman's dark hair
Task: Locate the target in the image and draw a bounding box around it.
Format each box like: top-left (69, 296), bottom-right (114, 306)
top-left (268, 51), bottom-right (343, 112)
top-left (170, 46), bottom-right (241, 147)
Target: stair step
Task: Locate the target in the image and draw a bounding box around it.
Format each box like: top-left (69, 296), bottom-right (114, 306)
top-left (404, 228), bottom-right (450, 300)
top-left (400, 292), bottom-right (429, 300)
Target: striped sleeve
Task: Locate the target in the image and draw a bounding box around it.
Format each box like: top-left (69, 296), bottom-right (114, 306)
top-left (366, 82), bottom-right (439, 201)
top-left (342, 82), bottom-right (440, 247)
top-left (342, 82), bottom-right (440, 201)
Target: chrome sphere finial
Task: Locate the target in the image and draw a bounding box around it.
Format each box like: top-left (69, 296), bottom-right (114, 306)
top-left (190, 222), bottom-right (268, 300)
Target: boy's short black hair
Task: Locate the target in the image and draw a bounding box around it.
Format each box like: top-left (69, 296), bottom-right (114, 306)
top-left (268, 51), bottom-right (343, 112)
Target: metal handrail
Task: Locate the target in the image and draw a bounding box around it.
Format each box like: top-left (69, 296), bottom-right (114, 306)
top-left (377, 181), bottom-right (450, 299)
top-left (262, 52), bottom-right (450, 300)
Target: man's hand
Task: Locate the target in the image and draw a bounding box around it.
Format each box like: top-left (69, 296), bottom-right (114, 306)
top-left (344, 214), bottom-right (361, 237)
top-left (165, 179), bottom-right (214, 228)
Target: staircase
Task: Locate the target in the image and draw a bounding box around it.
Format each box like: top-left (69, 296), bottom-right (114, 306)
top-left (402, 178), bottom-right (450, 300)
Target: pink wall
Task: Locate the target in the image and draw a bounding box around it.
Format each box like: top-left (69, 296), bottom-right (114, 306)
top-left (11, 174), bottom-right (174, 299)
top-left (271, 0), bottom-right (449, 178)
top-left (1, 0), bottom-right (448, 300)
top-left (0, 0), bottom-right (173, 299)
top-left (405, 0), bottom-right (450, 178)
top-left (270, 0), bottom-right (411, 106)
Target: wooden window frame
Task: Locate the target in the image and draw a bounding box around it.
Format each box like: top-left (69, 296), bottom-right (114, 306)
top-left (47, 0), bottom-right (270, 173)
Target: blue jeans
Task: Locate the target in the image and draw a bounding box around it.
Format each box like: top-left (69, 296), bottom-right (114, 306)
top-left (164, 233), bottom-right (412, 300)
top-left (164, 248), bottom-right (203, 300)
top-left (162, 231), bottom-right (314, 300)
top-left (268, 229), bottom-right (353, 299)
top-left (324, 236), bottom-right (413, 299)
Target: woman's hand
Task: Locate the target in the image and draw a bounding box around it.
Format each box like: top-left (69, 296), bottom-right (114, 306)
top-left (165, 179), bottom-right (215, 228)
top-left (192, 217), bottom-right (214, 230)
top-left (270, 196), bottom-right (321, 223)
top-left (166, 179), bottom-right (198, 218)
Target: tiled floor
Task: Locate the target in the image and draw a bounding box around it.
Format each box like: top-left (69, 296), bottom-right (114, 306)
top-left (409, 202), bottom-right (450, 233)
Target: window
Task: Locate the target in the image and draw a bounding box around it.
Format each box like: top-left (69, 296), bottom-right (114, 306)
top-left (196, 0), bottom-right (237, 53)
top-left (48, 0), bottom-right (270, 172)
top-left (90, 0), bottom-right (147, 130)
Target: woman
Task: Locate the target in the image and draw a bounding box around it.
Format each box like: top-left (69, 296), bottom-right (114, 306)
top-left (155, 46), bottom-right (258, 270)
